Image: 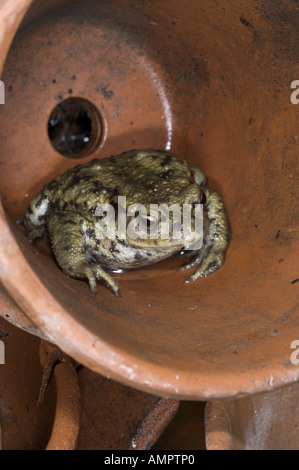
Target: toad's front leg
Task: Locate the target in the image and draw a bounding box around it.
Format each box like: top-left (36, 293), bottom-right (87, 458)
top-left (180, 187), bottom-right (230, 282)
top-left (47, 211), bottom-right (120, 296)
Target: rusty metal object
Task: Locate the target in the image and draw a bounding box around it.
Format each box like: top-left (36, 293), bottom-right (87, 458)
top-left (0, 316), bottom-right (79, 449)
top-left (205, 382), bottom-right (299, 450)
top-left (0, 0), bottom-right (298, 401)
top-left (76, 367), bottom-right (178, 450)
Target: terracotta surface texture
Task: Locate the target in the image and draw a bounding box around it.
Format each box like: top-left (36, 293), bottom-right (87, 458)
top-left (76, 367), bottom-right (178, 450)
top-left (46, 360), bottom-right (80, 450)
top-left (205, 382), bottom-right (299, 450)
top-left (0, 316), bottom-right (80, 449)
top-left (0, 0), bottom-right (298, 399)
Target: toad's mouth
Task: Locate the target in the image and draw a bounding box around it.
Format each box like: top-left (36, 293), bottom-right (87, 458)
top-left (94, 201), bottom-right (206, 250)
top-left (124, 226), bottom-right (204, 251)
top-left (93, 221), bottom-right (204, 252)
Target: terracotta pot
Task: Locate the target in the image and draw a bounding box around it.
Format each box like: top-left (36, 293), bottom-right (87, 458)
top-left (0, 0), bottom-right (298, 400)
top-left (76, 367), bottom-right (178, 450)
top-left (0, 317), bottom-right (80, 450)
top-left (205, 382), bottom-right (299, 450)
top-left (45, 360), bottom-right (80, 450)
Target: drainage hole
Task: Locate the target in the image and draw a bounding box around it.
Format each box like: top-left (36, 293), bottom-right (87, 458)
top-left (48, 97), bottom-right (102, 158)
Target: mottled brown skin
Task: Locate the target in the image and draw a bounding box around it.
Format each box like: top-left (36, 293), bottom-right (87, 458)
top-left (18, 149), bottom-right (230, 296)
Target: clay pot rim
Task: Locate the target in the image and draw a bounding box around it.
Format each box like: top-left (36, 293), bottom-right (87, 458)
top-left (0, 0), bottom-right (33, 72)
top-left (1, 201), bottom-right (298, 400)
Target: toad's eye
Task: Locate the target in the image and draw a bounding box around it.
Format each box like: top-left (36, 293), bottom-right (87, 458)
top-left (139, 214), bottom-right (159, 231)
top-left (200, 192), bottom-right (207, 204)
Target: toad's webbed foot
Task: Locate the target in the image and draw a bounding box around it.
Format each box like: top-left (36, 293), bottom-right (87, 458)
top-left (47, 211), bottom-right (120, 297)
top-left (85, 264), bottom-right (120, 297)
top-left (180, 187), bottom-right (230, 283)
top-left (16, 217), bottom-right (49, 243)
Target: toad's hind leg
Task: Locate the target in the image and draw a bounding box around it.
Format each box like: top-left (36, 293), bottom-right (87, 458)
top-left (180, 187), bottom-right (230, 282)
top-left (47, 211), bottom-right (120, 296)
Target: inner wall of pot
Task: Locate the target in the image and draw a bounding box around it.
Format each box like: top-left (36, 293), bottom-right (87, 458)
top-left (0, 0), bottom-right (298, 392)
top-left (1, 0), bottom-right (204, 221)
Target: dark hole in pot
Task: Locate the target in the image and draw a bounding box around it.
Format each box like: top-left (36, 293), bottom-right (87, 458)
top-left (47, 97), bottom-right (102, 158)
